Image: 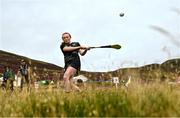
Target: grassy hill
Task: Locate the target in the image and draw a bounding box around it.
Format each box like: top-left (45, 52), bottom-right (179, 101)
top-left (81, 59), bottom-right (180, 82)
top-left (0, 50), bottom-right (63, 81)
top-left (0, 50), bottom-right (180, 82)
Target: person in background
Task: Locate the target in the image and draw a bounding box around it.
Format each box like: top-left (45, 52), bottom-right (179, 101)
top-left (19, 59), bottom-right (30, 91)
top-left (2, 66), bottom-right (15, 91)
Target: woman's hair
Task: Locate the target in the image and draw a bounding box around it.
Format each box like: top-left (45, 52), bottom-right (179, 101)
top-left (62, 32), bottom-right (71, 39)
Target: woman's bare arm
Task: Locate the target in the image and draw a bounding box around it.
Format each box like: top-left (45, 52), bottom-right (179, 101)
top-left (63, 46), bottom-right (82, 52)
top-left (79, 48), bottom-right (90, 56)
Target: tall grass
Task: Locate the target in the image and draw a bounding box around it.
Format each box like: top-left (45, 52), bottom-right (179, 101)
top-left (0, 81), bottom-right (180, 117)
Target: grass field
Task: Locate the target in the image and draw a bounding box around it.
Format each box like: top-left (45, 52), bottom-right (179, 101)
top-left (0, 80), bottom-right (180, 117)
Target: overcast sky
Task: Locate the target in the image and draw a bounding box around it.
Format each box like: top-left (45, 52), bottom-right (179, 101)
top-left (1, 0), bottom-right (180, 72)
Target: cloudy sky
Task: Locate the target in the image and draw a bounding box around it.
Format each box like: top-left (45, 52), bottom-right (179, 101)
top-left (1, 0), bottom-right (180, 72)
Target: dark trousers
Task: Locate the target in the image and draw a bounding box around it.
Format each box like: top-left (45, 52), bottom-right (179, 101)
top-left (20, 75), bottom-right (30, 91)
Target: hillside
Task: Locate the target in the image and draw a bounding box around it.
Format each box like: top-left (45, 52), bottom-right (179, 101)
top-left (81, 59), bottom-right (180, 82)
top-left (0, 50), bottom-right (63, 81)
top-left (0, 50), bottom-right (180, 82)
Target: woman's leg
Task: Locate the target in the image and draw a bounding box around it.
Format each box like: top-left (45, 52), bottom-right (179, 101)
top-left (63, 66), bottom-right (77, 92)
top-left (70, 79), bottom-right (81, 92)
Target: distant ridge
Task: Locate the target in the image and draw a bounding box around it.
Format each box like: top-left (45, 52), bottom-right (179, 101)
top-left (0, 50), bottom-right (63, 80)
top-left (0, 50), bottom-right (180, 81)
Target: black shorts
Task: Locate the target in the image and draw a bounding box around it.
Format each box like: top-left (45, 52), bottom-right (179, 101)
top-left (64, 60), bottom-right (81, 72)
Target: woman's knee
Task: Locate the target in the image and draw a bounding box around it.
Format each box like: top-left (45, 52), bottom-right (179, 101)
top-left (63, 74), bottom-right (70, 81)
